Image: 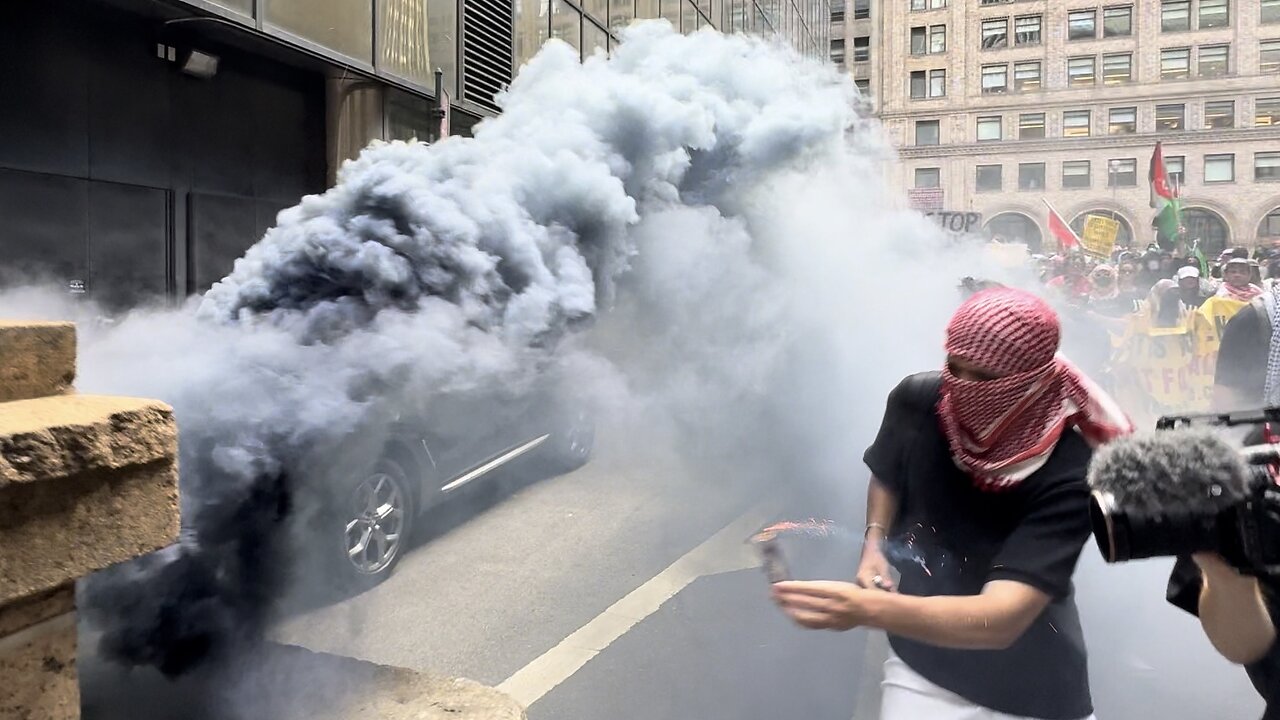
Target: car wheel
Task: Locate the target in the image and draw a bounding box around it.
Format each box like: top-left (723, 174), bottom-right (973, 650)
top-left (335, 458), bottom-right (415, 590)
top-left (541, 409), bottom-right (595, 473)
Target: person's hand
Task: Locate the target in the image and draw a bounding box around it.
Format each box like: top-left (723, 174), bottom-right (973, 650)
top-left (771, 580), bottom-right (875, 631)
top-left (1193, 553), bottom-right (1256, 587)
top-left (855, 543), bottom-right (896, 592)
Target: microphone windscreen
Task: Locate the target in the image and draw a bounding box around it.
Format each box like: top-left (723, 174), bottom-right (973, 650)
top-left (1087, 428), bottom-right (1251, 514)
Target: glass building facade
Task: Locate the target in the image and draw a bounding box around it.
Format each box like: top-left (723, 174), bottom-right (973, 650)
top-left (516, 0), bottom-right (829, 66)
top-left (183, 0), bottom-right (829, 117)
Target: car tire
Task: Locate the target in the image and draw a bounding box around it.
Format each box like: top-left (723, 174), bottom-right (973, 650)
top-left (539, 409), bottom-right (595, 474)
top-left (331, 457), bottom-right (416, 591)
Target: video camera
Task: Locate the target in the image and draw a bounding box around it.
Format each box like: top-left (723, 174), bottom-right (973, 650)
top-left (1088, 407), bottom-right (1280, 576)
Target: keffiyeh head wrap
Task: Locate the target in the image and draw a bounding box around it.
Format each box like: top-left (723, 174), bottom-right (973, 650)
top-left (1262, 284), bottom-right (1280, 407)
top-left (937, 288), bottom-right (1134, 491)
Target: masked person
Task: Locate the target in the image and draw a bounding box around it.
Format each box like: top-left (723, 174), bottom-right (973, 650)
top-left (773, 288), bottom-right (1132, 720)
top-left (1048, 254), bottom-right (1092, 304)
top-left (1176, 266), bottom-right (1210, 309)
top-left (1218, 257), bottom-right (1265, 301)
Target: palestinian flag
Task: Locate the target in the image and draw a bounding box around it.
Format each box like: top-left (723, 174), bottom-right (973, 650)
top-left (1150, 142), bottom-right (1182, 249)
top-left (1043, 199), bottom-right (1081, 251)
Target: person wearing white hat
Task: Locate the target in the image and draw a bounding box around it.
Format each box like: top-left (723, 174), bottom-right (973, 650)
top-left (1176, 265), bottom-right (1210, 309)
top-left (1217, 257), bottom-right (1265, 302)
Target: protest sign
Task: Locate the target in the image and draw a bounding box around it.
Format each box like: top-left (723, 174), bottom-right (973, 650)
top-left (1081, 215), bottom-right (1120, 259)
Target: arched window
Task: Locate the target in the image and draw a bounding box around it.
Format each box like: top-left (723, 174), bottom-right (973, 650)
top-left (1259, 208), bottom-right (1280, 245)
top-left (1182, 207), bottom-right (1230, 255)
top-left (1070, 211), bottom-right (1134, 250)
top-left (984, 212), bottom-right (1043, 253)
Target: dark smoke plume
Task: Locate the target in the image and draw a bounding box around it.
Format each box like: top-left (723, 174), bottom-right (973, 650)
top-left (77, 24), bottom-right (882, 674)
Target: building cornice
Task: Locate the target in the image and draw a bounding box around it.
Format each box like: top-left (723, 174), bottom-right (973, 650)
top-left (897, 126), bottom-right (1280, 158)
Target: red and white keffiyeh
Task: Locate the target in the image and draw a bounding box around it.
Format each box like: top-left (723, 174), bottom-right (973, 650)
top-left (1217, 282), bottom-right (1264, 302)
top-left (937, 288), bottom-right (1134, 491)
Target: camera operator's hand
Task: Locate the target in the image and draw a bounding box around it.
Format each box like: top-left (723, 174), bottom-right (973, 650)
top-left (1192, 553), bottom-right (1277, 665)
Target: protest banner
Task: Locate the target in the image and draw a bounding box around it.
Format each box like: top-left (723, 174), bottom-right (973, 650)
top-left (1110, 297), bottom-right (1246, 425)
top-left (1081, 215), bottom-right (1120, 259)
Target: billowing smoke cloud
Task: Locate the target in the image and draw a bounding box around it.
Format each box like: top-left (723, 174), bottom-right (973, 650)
top-left (1, 20), bottom-right (1252, 719)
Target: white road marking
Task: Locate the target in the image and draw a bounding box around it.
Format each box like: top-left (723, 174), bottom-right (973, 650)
top-left (496, 499), bottom-right (776, 709)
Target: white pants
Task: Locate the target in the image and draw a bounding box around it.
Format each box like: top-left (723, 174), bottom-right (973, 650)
top-left (879, 651), bottom-right (1097, 720)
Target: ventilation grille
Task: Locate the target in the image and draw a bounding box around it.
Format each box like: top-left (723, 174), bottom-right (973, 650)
top-left (462, 0), bottom-right (515, 114)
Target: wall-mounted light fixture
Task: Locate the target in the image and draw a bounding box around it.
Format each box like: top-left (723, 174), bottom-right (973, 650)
top-left (180, 49), bottom-right (220, 79)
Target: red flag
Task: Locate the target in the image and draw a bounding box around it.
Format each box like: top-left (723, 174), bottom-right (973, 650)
top-left (1043, 199), bottom-right (1081, 250)
top-left (1150, 141), bottom-right (1175, 205)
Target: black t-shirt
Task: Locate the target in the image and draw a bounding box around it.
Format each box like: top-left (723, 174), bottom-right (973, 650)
top-left (1167, 557), bottom-right (1280, 720)
top-left (1216, 302), bottom-right (1270, 406)
top-left (863, 372), bottom-right (1095, 720)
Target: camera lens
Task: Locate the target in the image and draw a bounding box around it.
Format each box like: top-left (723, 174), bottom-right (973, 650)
top-left (1089, 491), bottom-right (1125, 562)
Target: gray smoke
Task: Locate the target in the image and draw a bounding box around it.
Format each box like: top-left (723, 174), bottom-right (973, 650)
top-left (4, 20), bottom-right (1253, 720)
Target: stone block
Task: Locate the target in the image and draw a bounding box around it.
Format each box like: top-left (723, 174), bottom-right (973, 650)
top-left (0, 610), bottom-right (77, 720)
top-left (0, 396), bottom-right (178, 606)
top-left (0, 323), bottom-right (76, 403)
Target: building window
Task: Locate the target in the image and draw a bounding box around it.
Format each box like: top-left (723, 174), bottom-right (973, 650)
top-left (982, 64), bottom-right (1008, 94)
top-left (1199, 44), bottom-right (1229, 77)
top-left (1014, 61), bottom-right (1042, 91)
top-left (1068, 9), bottom-right (1096, 40)
top-left (1205, 100), bottom-right (1234, 128)
top-left (1109, 106), bottom-right (1137, 134)
top-left (982, 18), bottom-right (1008, 49)
top-left (1104, 5), bottom-right (1133, 36)
top-left (1200, 0), bottom-right (1229, 28)
top-left (910, 70), bottom-right (927, 98)
top-left (911, 26), bottom-right (927, 54)
top-left (1015, 15), bottom-right (1042, 45)
top-left (1265, 0), bottom-right (1280, 23)
top-left (930, 69), bottom-right (947, 97)
top-left (1263, 40), bottom-right (1280, 73)
top-left (977, 115), bottom-right (1002, 141)
top-left (1161, 48), bottom-right (1191, 79)
top-left (831, 5), bottom-right (845, 22)
top-left (1258, 97), bottom-right (1280, 126)
top-left (849, 36), bottom-right (867, 62)
top-left (1019, 112), bottom-right (1045, 139)
top-left (1167, 155), bottom-right (1186, 185)
top-left (831, 38), bottom-right (846, 63)
top-left (1109, 158), bottom-right (1138, 187)
top-left (1163, 0), bottom-right (1191, 31)
top-left (915, 119), bottom-right (940, 145)
top-left (1262, 208), bottom-right (1280, 239)
top-left (1103, 53), bottom-right (1132, 84)
top-left (854, 78), bottom-right (871, 94)
top-left (853, 0), bottom-right (870, 19)
top-left (1157, 103), bottom-right (1185, 131)
top-left (931, 24), bottom-right (947, 53)
top-left (1063, 109), bottom-right (1092, 137)
top-left (1206, 154), bottom-right (1235, 182)
top-left (910, 0), bottom-right (946, 10)
top-left (1063, 161), bottom-right (1091, 189)
top-left (1019, 162), bottom-right (1046, 190)
top-left (915, 167), bottom-right (941, 188)
top-left (1068, 56), bottom-right (1096, 86)
top-left (976, 165), bottom-right (1002, 192)
top-left (1257, 152), bottom-right (1280, 180)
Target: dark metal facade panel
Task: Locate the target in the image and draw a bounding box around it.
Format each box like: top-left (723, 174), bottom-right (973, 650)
top-left (462, 0), bottom-right (515, 113)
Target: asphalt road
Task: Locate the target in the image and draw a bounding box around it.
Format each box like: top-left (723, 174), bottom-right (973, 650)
top-left (81, 424), bottom-right (1268, 720)
top-left (269, 431), bottom-right (877, 720)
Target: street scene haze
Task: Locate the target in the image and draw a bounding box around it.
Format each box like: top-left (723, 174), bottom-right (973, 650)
top-left (3, 1), bottom-right (1280, 720)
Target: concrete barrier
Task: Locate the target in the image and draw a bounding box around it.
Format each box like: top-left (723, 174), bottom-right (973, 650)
top-left (0, 322), bottom-right (179, 720)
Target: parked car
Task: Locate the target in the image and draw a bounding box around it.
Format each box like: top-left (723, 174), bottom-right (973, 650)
top-left (309, 383), bottom-right (596, 589)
